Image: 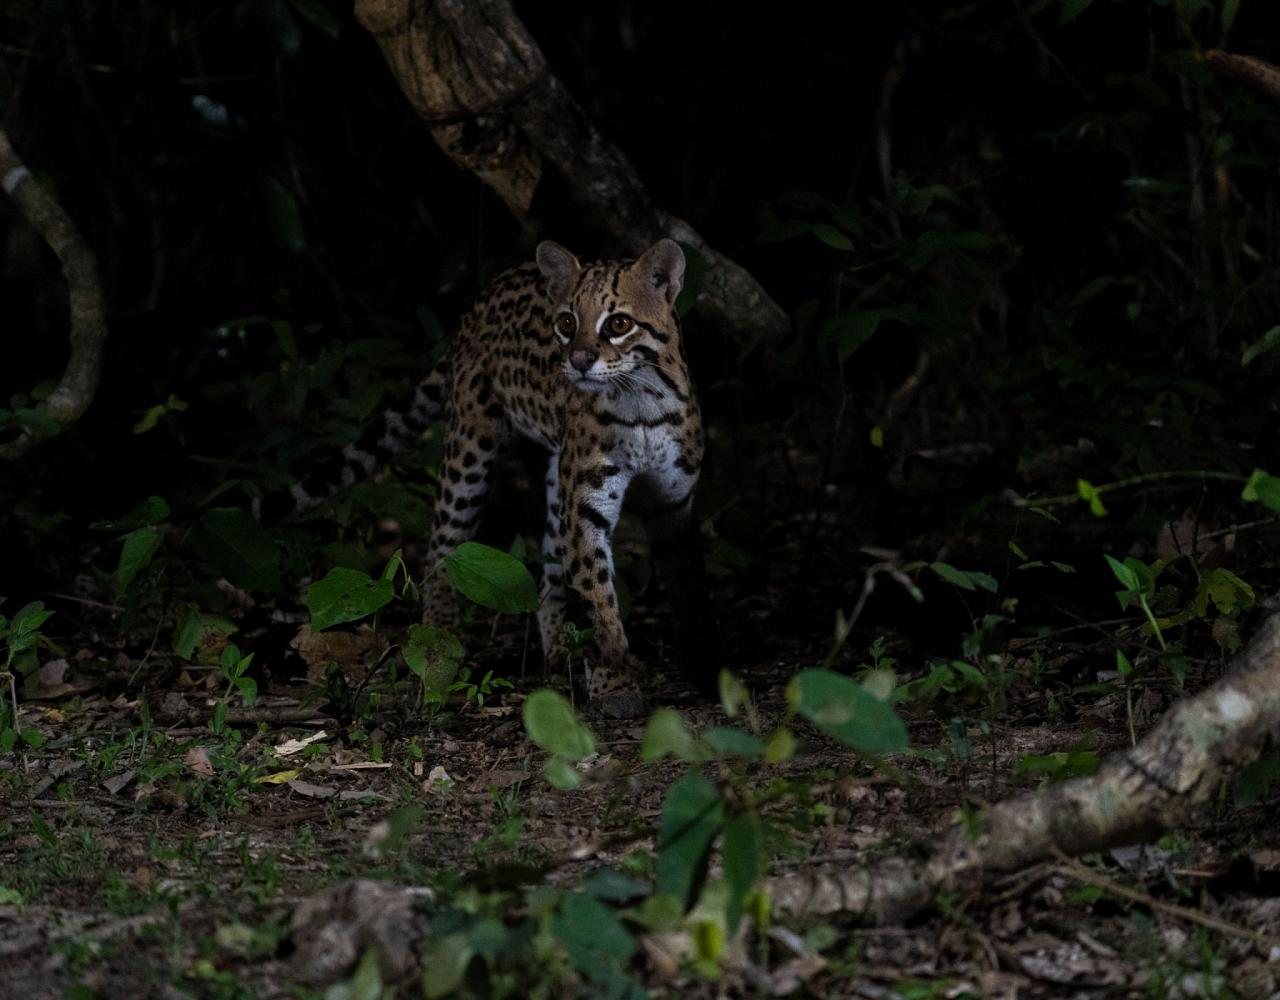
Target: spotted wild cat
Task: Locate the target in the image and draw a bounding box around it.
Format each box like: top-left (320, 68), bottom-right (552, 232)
top-left (268, 239), bottom-right (715, 717)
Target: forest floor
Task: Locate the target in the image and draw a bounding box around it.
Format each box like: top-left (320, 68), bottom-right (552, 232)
top-left (4, 566), bottom-right (1280, 1000)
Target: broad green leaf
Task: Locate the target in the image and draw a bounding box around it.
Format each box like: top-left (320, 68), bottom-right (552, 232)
top-left (787, 669), bottom-right (909, 754)
top-left (307, 567), bottom-right (394, 631)
top-left (1241, 325), bottom-right (1280, 366)
top-left (1222, 0), bottom-right (1241, 33)
top-left (402, 624), bottom-right (465, 695)
top-left (115, 526), bottom-right (164, 594)
top-left (1105, 554), bottom-right (1153, 607)
top-left (543, 756), bottom-right (582, 789)
top-left (0, 887), bottom-right (24, 905)
top-left (9, 407), bottom-right (61, 437)
top-left (258, 175), bottom-right (306, 251)
top-left (289, 0), bottom-right (340, 39)
top-left (552, 893), bottom-right (640, 992)
top-left (172, 603), bottom-right (236, 660)
top-left (702, 727), bottom-right (764, 758)
top-left (422, 932), bottom-right (471, 1000)
top-left (92, 496), bottom-right (170, 532)
top-left (444, 541), bottom-right (539, 614)
top-left (764, 727), bottom-right (796, 763)
top-left (1058, 0), bottom-right (1095, 24)
top-left (523, 689), bottom-right (595, 760)
top-left (351, 948), bottom-right (382, 1000)
top-left (20, 729), bottom-right (44, 749)
top-left (196, 508), bottom-right (281, 592)
top-left (641, 708), bottom-right (701, 763)
top-left (930, 561), bottom-right (990, 591)
top-left (1242, 469), bottom-right (1280, 513)
top-left (718, 670), bottom-right (749, 718)
top-left (1116, 649), bottom-right (1133, 679)
top-left (722, 812), bottom-right (763, 931)
top-left (656, 773), bottom-right (724, 907)
top-left (581, 870), bottom-right (650, 901)
top-left (811, 223), bottom-right (853, 251)
top-left (12, 602), bottom-right (53, 637)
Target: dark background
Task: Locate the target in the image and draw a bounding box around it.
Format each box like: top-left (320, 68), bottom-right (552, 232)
top-left (3, 0), bottom-right (1280, 665)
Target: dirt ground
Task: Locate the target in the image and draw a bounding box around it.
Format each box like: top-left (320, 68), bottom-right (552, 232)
top-left (4, 585), bottom-right (1280, 1000)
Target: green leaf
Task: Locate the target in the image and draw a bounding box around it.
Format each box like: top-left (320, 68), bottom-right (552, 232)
top-left (132, 394), bottom-right (187, 434)
top-left (1242, 469), bottom-right (1280, 513)
top-left (543, 756), bottom-right (582, 789)
top-left (92, 496), bottom-right (170, 532)
top-left (718, 670), bottom-right (749, 718)
top-left (172, 603), bottom-right (236, 660)
top-left (811, 223), bottom-right (853, 251)
top-left (1241, 325), bottom-right (1280, 366)
top-left (553, 893), bottom-right (640, 990)
top-left (1115, 649), bottom-right (1133, 679)
top-left (115, 526), bottom-right (164, 594)
top-left (196, 508), bottom-right (282, 592)
top-left (787, 669), bottom-right (910, 754)
top-left (656, 773), bottom-right (724, 907)
top-left (288, 0), bottom-right (340, 39)
top-left (422, 932), bottom-right (472, 1000)
top-left (351, 948), bottom-right (382, 1000)
top-left (402, 624), bottom-right (465, 695)
top-left (0, 887), bottom-right (24, 905)
top-left (1104, 554), bottom-right (1153, 607)
top-left (1222, 0), bottom-right (1241, 32)
top-left (1058, 0), bottom-right (1095, 24)
top-left (444, 542), bottom-right (539, 614)
top-left (1076, 478), bottom-right (1109, 517)
top-left (523, 689), bottom-right (595, 760)
top-left (20, 729), bottom-right (44, 749)
top-left (581, 870), bottom-right (650, 901)
top-left (702, 727), bottom-right (764, 758)
top-left (722, 812), bottom-right (763, 932)
top-left (641, 708), bottom-right (702, 763)
top-left (257, 175), bottom-right (306, 252)
top-left (764, 727), bottom-right (796, 763)
top-left (8, 407), bottom-right (62, 437)
top-left (307, 567), bottom-right (394, 631)
top-left (930, 562), bottom-right (994, 592)
top-left (11, 602), bottom-right (53, 638)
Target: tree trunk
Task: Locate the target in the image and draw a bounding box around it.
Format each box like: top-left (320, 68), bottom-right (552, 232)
top-left (353, 0), bottom-right (790, 345)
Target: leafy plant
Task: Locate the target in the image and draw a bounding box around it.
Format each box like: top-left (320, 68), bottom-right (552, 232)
top-left (0, 601), bottom-right (54, 752)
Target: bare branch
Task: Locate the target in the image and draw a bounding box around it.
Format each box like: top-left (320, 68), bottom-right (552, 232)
top-left (0, 127), bottom-right (108, 460)
top-left (1204, 50), bottom-right (1280, 101)
top-left (354, 0), bottom-right (790, 344)
top-left (769, 609), bottom-right (1280, 924)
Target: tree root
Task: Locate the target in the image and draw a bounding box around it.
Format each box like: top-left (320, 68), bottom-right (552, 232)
top-left (0, 127), bottom-right (108, 460)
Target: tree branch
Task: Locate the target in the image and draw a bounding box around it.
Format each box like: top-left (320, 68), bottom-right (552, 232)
top-left (768, 609), bottom-right (1280, 923)
top-left (1204, 50), bottom-right (1280, 102)
top-left (353, 0), bottom-right (790, 344)
top-left (0, 127), bottom-right (108, 460)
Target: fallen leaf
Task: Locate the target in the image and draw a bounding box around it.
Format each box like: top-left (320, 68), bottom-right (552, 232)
top-left (103, 769), bottom-right (136, 795)
top-left (185, 746), bottom-right (214, 777)
top-left (287, 778), bottom-right (338, 799)
top-left (255, 769), bottom-right (301, 785)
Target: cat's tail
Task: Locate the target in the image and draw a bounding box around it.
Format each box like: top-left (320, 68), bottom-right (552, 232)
top-left (252, 359), bottom-right (450, 521)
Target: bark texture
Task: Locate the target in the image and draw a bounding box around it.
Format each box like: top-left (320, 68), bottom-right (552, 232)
top-left (1205, 50), bottom-right (1280, 101)
top-left (0, 127), bottom-right (108, 460)
top-left (769, 610), bottom-right (1280, 923)
top-left (353, 0), bottom-right (789, 344)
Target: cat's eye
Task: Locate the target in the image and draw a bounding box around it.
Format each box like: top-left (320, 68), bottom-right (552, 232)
top-left (555, 313), bottom-right (576, 337)
top-left (607, 314), bottom-right (634, 336)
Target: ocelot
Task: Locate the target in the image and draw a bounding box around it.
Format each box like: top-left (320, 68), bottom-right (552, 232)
top-left (269, 239), bottom-right (716, 717)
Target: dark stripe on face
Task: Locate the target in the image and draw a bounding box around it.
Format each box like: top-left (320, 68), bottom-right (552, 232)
top-left (634, 320), bottom-right (669, 344)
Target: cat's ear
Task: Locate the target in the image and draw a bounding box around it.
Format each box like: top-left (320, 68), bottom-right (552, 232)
top-left (536, 241), bottom-right (581, 301)
top-left (633, 238), bottom-right (685, 305)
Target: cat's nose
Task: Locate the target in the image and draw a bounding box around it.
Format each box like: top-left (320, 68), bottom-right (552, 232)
top-left (570, 348), bottom-right (598, 373)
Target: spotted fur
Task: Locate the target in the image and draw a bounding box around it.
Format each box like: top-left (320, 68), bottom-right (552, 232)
top-left (276, 239), bottom-right (715, 717)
